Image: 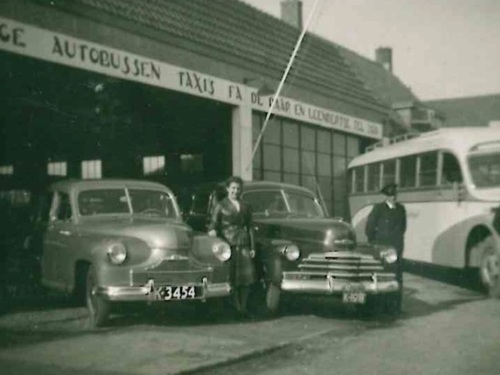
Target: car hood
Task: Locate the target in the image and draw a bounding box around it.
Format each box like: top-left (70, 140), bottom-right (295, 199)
top-left (79, 216), bottom-right (193, 249)
top-left (255, 216), bottom-right (354, 248)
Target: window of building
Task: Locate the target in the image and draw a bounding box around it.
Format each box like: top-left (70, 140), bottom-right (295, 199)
top-left (47, 161), bottom-right (67, 177)
top-left (333, 132), bottom-right (346, 155)
top-left (367, 163), bottom-right (381, 191)
top-left (283, 121), bottom-right (299, 148)
top-left (263, 118), bottom-right (281, 145)
top-left (263, 144), bottom-right (281, 172)
top-left (0, 165), bottom-right (14, 175)
top-left (283, 173), bottom-right (299, 186)
top-left (301, 126), bottom-right (315, 151)
top-left (346, 136), bottom-right (360, 158)
top-left (283, 147), bottom-right (299, 173)
top-left (419, 152), bottom-right (438, 187)
top-left (400, 155), bottom-right (417, 188)
top-left (301, 151), bottom-right (316, 176)
top-left (81, 160), bottom-right (102, 179)
top-left (333, 156), bottom-right (346, 178)
top-left (317, 153), bottom-right (331, 177)
top-left (317, 129), bottom-right (331, 154)
top-left (441, 152), bottom-right (463, 186)
top-left (143, 156), bottom-right (165, 175)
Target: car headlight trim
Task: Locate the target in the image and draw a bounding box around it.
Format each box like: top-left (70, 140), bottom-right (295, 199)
top-left (380, 247), bottom-right (398, 264)
top-left (107, 242), bottom-right (128, 264)
top-left (213, 241), bottom-right (231, 262)
top-left (283, 244), bottom-right (300, 261)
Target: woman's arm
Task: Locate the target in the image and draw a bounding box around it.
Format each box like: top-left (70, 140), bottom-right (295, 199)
top-left (207, 203), bottom-right (221, 237)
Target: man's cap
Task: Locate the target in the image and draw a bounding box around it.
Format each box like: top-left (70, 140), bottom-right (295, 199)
top-left (381, 183), bottom-right (398, 196)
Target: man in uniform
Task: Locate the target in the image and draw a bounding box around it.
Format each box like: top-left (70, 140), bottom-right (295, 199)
top-left (365, 183), bottom-right (407, 312)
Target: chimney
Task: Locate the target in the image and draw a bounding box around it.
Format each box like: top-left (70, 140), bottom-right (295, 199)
top-left (375, 47), bottom-right (393, 72)
top-left (281, 0), bottom-right (303, 29)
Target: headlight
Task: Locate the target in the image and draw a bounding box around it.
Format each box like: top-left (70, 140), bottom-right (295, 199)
top-left (282, 244), bottom-right (300, 261)
top-left (107, 242), bottom-right (127, 264)
top-left (380, 247), bottom-right (398, 264)
top-left (213, 241), bottom-right (231, 262)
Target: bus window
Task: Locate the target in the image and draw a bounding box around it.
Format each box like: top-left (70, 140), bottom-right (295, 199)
top-left (400, 155), bottom-right (417, 188)
top-left (353, 166), bottom-right (365, 193)
top-left (441, 152), bottom-right (463, 186)
top-left (419, 152), bottom-right (438, 187)
top-left (367, 163), bottom-right (380, 192)
top-left (382, 160), bottom-right (396, 187)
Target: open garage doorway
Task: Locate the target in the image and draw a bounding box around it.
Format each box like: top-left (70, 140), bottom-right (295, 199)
top-left (0, 51), bottom-right (233, 194)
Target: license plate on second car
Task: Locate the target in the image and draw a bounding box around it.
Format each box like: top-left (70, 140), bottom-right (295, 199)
top-left (342, 292), bottom-right (366, 304)
top-left (157, 285), bottom-right (199, 300)
top-left (342, 284), bottom-right (366, 304)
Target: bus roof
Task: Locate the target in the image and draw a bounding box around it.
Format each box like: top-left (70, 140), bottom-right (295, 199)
top-left (348, 127), bottom-right (500, 168)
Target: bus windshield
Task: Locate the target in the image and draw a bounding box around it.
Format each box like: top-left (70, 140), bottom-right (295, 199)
top-left (468, 152), bottom-right (500, 188)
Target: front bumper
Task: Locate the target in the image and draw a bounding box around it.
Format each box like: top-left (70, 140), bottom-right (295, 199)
top-left (281, 271), bottom-right (400, 295)
top-left (95, 277), bottom-right (231, 302)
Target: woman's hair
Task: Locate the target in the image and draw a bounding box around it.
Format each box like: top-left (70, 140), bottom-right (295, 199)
top-left (225, 176), bottom-right (243, 188)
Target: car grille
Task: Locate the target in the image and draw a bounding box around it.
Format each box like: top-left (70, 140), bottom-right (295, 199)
top-left (296, 252), bottom-right (395, 282)
top-left (131, 257), bottom-right (212, 286)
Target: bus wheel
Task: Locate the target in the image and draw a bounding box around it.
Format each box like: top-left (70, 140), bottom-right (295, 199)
top-left (478, 236), bottom-right (500, 298)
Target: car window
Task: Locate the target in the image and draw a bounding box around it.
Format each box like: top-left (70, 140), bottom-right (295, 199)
top-left (56, 192), bottom-right (72, 221)
top-left (37, 192), bottom-right (53, 223)
top-left (284, 191), bottom-right (324, 217)
top-left (191, 192), bottom-right (210, 215)
top-left (78, 189), bottom-right (129, 216)
top-left (242, 191), bottom-right (287, 214)
top-left (129, 189), bottom-right (178, 218)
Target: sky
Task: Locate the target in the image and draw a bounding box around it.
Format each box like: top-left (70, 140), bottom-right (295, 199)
top-left (240, 0), bottom-right (500, 101)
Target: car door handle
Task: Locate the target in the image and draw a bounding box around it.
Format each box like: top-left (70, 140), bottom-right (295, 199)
top-left (59, 230), bottom-right (72, 236)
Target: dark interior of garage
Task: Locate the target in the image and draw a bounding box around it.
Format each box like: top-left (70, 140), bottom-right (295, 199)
top-left (0, 51), bottom-right (233, 194)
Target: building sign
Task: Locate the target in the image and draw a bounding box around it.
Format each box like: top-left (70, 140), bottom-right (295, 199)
top-left (0, 16), bottom-right (382, 139)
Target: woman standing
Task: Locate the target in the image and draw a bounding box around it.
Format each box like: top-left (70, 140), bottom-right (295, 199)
top-left (208, 176), bottom-right (256, 316)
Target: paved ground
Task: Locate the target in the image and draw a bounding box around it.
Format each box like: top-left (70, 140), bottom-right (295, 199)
top-left (0, 273), bottom-right (491, 375)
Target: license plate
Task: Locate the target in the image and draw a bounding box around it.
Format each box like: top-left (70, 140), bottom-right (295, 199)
top-left (342, 292), bottom-right (366, 304)
top-left (157, 286), bottom-right (200, 301)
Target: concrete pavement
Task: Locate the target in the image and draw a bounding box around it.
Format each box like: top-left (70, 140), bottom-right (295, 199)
top-left (0, 273), bottom-right (486, 375)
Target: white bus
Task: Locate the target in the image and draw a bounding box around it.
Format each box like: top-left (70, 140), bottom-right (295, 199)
top-left (347, 127), bottom-right (500, 296)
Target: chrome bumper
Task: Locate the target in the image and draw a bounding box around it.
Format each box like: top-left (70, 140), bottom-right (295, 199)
top-left (95, 277), bottom-right (231, 302)
top-left (281, 272), bottom-right (400, 295)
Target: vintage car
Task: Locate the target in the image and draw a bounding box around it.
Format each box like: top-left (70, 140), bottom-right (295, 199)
top-left (183, 181), bottom-right (402, 315)
top-left (25, 179), bottom-right (232, 327)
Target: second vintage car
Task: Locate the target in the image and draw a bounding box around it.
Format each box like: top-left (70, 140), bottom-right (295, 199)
top-left (183, 180), bottom-right (402, 315)
top-left (26, 179), bottom-right (232, 327)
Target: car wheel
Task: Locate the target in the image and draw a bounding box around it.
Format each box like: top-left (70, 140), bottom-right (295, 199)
top-left (86, 266), bottom-right (111, 327)
top-left (382, 291), bottom-right (402, 316)
top-left (264, 282), bottom-right (281, 315)
top-left (478, 236), bottom-right (500, 298)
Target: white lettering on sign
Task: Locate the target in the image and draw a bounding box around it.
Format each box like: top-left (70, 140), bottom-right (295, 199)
top-left (0, 16), bottom-right (383, 139)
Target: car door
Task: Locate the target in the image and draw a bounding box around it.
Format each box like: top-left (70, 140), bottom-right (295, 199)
top-left (41, 190), bottom-right (74, 290)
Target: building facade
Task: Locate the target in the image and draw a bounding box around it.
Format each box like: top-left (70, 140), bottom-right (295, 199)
top-left (0, 0), bottom-right (391, 218)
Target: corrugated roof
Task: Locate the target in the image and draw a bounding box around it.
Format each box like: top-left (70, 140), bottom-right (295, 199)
top-left (425, 94), bottom-right (500, 127)
top-left (42, 0), bottom-right (388, 115)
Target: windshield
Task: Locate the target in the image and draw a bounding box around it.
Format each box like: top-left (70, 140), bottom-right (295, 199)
top-left (78, 188), bottom-right (178, 218)
top-left (284, 191), bottom-right (325, 218)
top-left (242, 190), bottom-right (325, 218)
top-left (468, 152), bottom-right (500, 188)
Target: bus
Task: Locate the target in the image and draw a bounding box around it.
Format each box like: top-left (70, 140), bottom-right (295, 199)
top-left (347, 127), bottom-right (500, 296)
